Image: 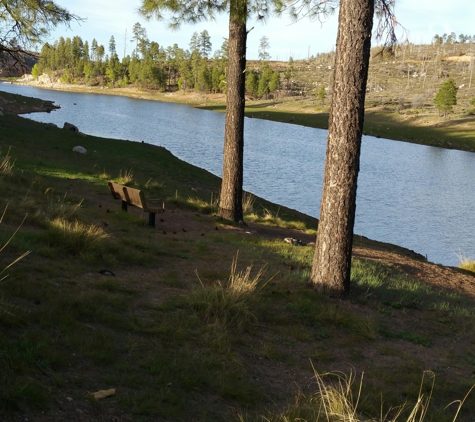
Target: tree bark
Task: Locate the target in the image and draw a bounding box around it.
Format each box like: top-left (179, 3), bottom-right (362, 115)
top-left (310, 0), bottom-right (374, 294)
top-left (217, 0), bottom-right (247, 222)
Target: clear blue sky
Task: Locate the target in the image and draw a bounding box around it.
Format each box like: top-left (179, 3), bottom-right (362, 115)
top-left (48, 0), bottom-right (475, 61)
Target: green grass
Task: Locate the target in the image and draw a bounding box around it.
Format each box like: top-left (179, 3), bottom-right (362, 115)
top-left (0, 93), bottom-right (474, 421)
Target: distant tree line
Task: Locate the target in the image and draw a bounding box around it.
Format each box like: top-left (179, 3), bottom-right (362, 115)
top-left (432, 32), bottom-right (475, 45)
top-left (32, 23), bottom-right (285, 98)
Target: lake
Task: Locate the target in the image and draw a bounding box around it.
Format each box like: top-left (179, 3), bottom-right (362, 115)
top-left (1, 82), bottom-right (474, 267)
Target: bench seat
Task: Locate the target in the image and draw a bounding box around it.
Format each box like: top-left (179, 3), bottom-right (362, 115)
top-left (108, 182), bottom-right (164, 227)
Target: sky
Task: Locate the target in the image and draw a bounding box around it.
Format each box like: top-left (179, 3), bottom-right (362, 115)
top-left (47, 0), bottom-right (475, 61)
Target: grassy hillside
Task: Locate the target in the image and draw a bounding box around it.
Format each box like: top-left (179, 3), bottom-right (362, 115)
top-left (0, 93), bottom-right (474, 422)
top-left (212, 43), bottom-right (475, 151)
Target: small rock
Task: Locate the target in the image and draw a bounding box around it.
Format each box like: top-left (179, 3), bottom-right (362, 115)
top-left (284, 237), bottom-right (304, 246)
top-left (72, 146), bottom-right (87, 154)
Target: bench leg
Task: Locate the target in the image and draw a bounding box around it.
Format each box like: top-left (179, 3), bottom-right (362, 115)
top-left (121, 201), bottom-right (128, 212)
top-left (149, 212), bottom-right (156, 228)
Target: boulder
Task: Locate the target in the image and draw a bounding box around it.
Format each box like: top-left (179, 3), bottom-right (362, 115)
top-left (63, 122), bottom-right (79, 132)
top-left (72, 146), bottom-right (87, 154)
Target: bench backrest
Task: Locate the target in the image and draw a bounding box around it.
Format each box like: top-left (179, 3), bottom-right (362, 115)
top-left (108, 182), bottom-right (146, 210)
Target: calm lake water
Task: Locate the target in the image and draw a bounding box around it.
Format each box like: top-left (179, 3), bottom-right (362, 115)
top-left (1, 82), bottom-right (474, 267)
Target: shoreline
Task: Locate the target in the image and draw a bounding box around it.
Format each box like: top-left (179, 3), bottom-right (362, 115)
top-left (10, 77), bottom-right (223, 107)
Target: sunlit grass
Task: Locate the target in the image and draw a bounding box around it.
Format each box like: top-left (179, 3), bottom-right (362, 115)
top-left (44, 218), bottom-right (109, 255)
top-left (458, 256), bottom-right (475, 273)
top-left (97, 168), bottom-right (110, 180)
top-left (117, 168), bottom-right (134, 185)
top-left (167, 192), bottom-right (218, 214)
top-left (351, 258), bottom-right (475, 317)
top-left (245, 206), bottom-right (308, 231)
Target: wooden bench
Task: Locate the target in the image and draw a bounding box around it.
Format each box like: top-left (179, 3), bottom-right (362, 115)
top-left (108, 182), bottom-right (164, 228)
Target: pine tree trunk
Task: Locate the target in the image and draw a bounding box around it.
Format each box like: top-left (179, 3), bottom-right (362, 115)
top-left (310, 0), bottom-right (374, 294)
top-left (217, 0), bottom-right (247, 222)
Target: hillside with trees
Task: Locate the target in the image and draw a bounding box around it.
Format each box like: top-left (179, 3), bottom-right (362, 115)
top-left (28, 29), bottom-right (473, 98)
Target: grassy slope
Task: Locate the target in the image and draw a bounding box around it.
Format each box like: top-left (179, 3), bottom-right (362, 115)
top-left (0, 97), bottom-right (474, 421)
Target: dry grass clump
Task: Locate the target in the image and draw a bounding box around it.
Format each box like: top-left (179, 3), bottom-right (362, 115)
top-left (458, 256), bottom-right (475, 273)
top-left (0, 149), bottom-right (15, 177)
top-left (44, 218), bottom-right (109, 255)
top-left (117, 168), bottom-right (134, 186)
top-left (243, 191), bottom-right (256, 214)
top-left (184, 252), bottom-right (271, 331)
top-left (42, 188), bottom-right (83, 221)
top-left (252, 370), bottom-right (473, 422)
